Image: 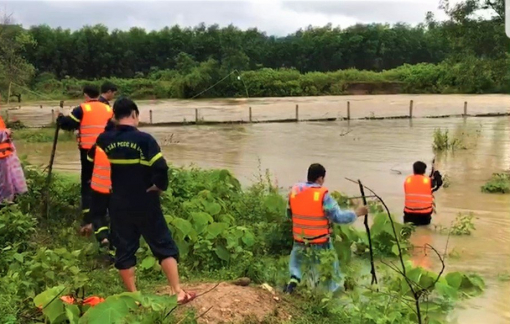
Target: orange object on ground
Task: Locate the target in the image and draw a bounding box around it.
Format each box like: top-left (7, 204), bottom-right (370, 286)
top-left (289, 185), bottom-right (330, 244)
top-left (59, 295), bottom-right (105, 306)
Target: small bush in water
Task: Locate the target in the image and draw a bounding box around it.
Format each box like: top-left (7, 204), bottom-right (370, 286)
top-left (435, 212), bottom-right (476, 235)
top-left (481, 172), bottom-right (510, 194)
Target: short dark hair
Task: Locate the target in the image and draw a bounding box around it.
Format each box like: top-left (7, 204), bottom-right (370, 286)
top-left (113, 97), bottom-right (139, 120)
top-left (413, 161), bottom-right (427, 175)
top-left (307, 163), bottom-right (326, 182)
top-left (83, 85), bottom-right (100, 98)
top-left (101, 82), bottom-right (118, 94)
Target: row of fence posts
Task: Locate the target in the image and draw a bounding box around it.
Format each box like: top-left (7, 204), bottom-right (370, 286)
top-left (143, 100), bottom-right (470, 124)
top-left (6, 99), bottom-right (471, 125)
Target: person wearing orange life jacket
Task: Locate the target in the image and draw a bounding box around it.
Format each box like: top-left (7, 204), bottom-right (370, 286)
top-left (284, 163), bottom-right (368, 294)
top-left (56, 85), bottom-right (115, 238)
top-left (403, 161), bottom-right (443, 226)
top-left (88, 145), bottom-right (114, 258)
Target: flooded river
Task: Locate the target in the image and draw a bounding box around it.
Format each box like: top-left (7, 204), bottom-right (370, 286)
top-left (4, 94), bottom-right (510, 127)
top-left (14, 108), bottom-right (510, 323)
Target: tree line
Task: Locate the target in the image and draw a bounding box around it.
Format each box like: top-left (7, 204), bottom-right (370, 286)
top-left (0, 0), bottom-right (508, 100)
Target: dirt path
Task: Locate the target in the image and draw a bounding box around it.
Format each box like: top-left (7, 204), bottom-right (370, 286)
top-left (156, 282), bottom-right (291, 324)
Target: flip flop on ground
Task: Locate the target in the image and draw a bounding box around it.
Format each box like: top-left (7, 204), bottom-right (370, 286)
top-left (178, 291), bottom-right (197, 305)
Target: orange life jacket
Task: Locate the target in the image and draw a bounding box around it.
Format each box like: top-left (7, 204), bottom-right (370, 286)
top-left (404, 175), bottom-right (434, 214)
top-left (37, 295), bottom-right (105, 310)
top-left (61, 295), bottom-right (105, 306)
top-left (91, 146), bottom-right (111, 194)
top-left (0, 116), bottom-right (13, 159)
top-left (0, 115), bottom-right (6, 129)
top-left (78, 101), bottom-right (112, 149)
top-left (290, 185), bottom-right (330, 244)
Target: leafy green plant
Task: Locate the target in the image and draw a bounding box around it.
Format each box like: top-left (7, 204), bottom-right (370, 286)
top-left (14, 128), bottom-right (75, 143)
top-left (432, 128), bottom-right (463, 151)
top-left (481, 172), bottom-right (510, 193)
top-left (34, 286), bottom-right (178, 324)
top-left (0, 162), bottom-right (488, 324)
top-left (435, 212), bottom-right (476, 235)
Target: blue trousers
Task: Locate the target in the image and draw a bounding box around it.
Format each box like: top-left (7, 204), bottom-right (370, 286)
top-left (289, 240), bottom-right (342, 292)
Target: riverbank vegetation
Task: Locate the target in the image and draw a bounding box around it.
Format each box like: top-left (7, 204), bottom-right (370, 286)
top-left (1, 164), bottom-right (485, 323)
top-left (1, 0), bottom-right (508, 102)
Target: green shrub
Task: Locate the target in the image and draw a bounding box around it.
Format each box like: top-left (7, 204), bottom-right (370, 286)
top-left (481, 172), bottom-right (510, 193)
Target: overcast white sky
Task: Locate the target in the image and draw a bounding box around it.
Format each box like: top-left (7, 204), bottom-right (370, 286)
top-left (1, 0), bottom-right (460, 36)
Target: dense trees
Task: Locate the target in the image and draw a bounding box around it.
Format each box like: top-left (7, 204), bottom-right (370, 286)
top-left (22, 23), bottom-right (452, 80)
top-left (0, 0), bottom-right (508, 100)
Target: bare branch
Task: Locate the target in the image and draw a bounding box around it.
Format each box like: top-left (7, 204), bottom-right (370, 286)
top-left (164, 283), bottom-right (221, 319)
top-left (345, 177), bottom-right (423, 323)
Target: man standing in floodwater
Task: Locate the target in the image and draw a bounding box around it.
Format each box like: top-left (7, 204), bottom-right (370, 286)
top-left (87, 97), bottom-right (196, 304)
top-left (403, 161), bottom-right (443, 226)
top-left (284, 163), bottom-right (367, 294)
top-left (57, 85), bottom-right (115, 242)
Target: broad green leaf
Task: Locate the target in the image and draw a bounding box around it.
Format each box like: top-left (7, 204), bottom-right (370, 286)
top-left (191, 212), bottom-right (213, 225)
top-left (34, 286), bottom-right (66, 324)
top-left (391, 244), bottom-right (400, 256)
top-left (13, 253), bottom-right (24, 263)
top-left (34, 285), bottom-right (65, 309)
top-left (204, 202), bottom-right (221, 216)
top-left (140, 294), bottom-right (177, 311)
top-left (172, 218), bottom-right (193, 236)
top-left (407, 267), bottom-right (423, 284)
top-left (445, 272), bottom-right (463, 289)
top-left (370, 213), bottom-right (387, 235)
top-left (435, 281), bottom-right (458, 299)
top-left (65, 304), bottom-right (80, 324)
top-left (463, 274), bottom-right (485, 290)
top-left (140, 256), bottom-right (156, 270)
top-left (215, 245), bottom-right (230, 261)
top-left (242, 231), bottom-right (255, 247)
top-left (45, 271), bottom-right (55, 280)
top-left (175, 241), bottom-right (189, 257)
top-left (206, 222), bottom-right (229, 239)
top-left (80, 295), bottom-right (138, 324)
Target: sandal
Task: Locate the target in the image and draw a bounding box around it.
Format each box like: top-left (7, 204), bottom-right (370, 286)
top-left (177, 291), bottom-right (197, 305)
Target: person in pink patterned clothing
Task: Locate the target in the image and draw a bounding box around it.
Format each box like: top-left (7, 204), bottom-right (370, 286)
top-left (0, 114), bottom-right (27, 205)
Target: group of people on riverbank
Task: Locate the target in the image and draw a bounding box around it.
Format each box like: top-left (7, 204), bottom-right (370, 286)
top-left (1, 84), bottom-right (442, 299)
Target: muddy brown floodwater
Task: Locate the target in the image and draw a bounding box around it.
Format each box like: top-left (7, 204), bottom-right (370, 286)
top-left (14, 96), bottom-right (510, 324)
top-left (4, 94), bottom-right (510, 127)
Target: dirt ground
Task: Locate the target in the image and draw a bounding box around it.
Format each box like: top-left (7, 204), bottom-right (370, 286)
top-left (157, 282), bottom-right (292, 324)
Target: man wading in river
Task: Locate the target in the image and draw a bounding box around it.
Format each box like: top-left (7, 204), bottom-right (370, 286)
top-left (87, 97), bottom-right (196, 304)
top-left (403, 161), bottom-right (443, 226)
top-left (284, 163), bottom-right (367, 294)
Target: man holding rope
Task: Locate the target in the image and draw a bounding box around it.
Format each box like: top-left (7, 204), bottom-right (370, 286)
top-left (403, 161), bottom-right (443, 226)
top-left (284, 163), bottom-right (367, 294)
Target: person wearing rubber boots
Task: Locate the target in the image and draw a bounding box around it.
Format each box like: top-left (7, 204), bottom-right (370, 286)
top-left (87, 97), bottom-right (196, 304)
top-left (284, 163), bottom-right (367, 294)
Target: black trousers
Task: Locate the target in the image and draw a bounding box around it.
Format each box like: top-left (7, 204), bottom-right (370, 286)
top-left (110, 208), bottom-right (179, 270)
top-left (403, 212), bottom-right (432, 226)
top-left (80, 147), bottom-right (111, 245)
top-left (79, 147), bottom-right (93, 224)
